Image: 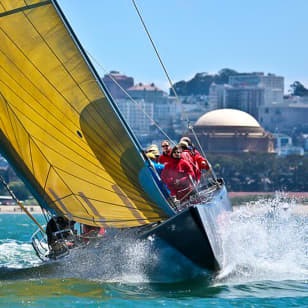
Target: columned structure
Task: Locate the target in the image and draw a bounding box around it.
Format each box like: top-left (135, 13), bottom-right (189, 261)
top-left (190, 109), bottom-right (275, 153)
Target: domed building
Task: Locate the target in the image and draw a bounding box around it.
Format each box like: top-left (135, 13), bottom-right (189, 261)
top-left (190, 109), bottom-right (274, 153)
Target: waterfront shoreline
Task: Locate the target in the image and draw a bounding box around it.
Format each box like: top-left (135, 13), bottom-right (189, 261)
top-left (0, 205), bottom-right (42, 214)
top-left (0, 204), bottom-right (307, 215)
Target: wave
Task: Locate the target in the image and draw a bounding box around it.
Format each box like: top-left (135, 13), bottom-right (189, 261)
top-left (215, 193), bottom-right (308, 285)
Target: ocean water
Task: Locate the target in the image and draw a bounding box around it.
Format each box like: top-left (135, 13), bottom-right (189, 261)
top-left (0, 196), bottom-right (307, 307)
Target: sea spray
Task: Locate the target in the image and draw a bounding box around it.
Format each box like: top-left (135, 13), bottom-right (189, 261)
top-left (216, 193), bottom-right (308, 284)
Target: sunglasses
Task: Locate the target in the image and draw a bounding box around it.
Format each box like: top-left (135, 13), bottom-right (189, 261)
top-left (175, 151), bottom-right (182, 154)
top-left (162, 145), bottom-right (169, 148)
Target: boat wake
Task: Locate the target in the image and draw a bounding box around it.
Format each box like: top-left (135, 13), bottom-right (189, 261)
top-left (215, 193), bottom-right (308, 285)
top-left (1, 194), bottom-right (307, 285)
top-left (0, 233), bottom-right (203, 283)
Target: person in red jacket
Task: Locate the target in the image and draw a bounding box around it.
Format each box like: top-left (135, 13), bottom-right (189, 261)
top-left (180, 137), bottom-right (210, 182)
top-left (159, 140), bottom-right (172, 165)
top-left (161, 145), bottom-right (196, 201)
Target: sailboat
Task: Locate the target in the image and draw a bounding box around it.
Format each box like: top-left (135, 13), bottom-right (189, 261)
top-left (0, 0), bottom-right (232, 271)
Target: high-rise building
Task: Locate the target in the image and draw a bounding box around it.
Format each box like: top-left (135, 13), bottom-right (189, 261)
top-left (225, 87), bottom-right (265, 120)
top-left (220, 73), bottom-right (285, 121)
top-left (228, 73), bottom-right (284, 106)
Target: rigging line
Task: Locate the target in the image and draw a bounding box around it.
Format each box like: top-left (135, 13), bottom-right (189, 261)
top-left (0, 174), bottom-right (46, 233)
top-left (188, 123), bottom-right (217, 180)
top-left (131, 0), bottom-right (186, 119)
top-left (52, 0), bottom-right (147, 162)
top-left (87, 51), bottom-right (175, 145)
top-left (132, 0), bottom-right (214, 174)
top-left (20, 8), bottom-right (125, 148)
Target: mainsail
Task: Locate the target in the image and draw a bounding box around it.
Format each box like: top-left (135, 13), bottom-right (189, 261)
top-left (0, 0), bottom-right (173, 227)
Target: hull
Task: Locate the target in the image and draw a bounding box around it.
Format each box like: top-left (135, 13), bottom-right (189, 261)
top-left (141, 184), bottom-right (232, 271)
top-left (32, 184), bottom-right (232, 271)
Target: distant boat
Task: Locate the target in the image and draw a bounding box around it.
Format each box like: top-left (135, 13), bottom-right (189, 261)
top-left (0, 0), bottom-right (231, 271)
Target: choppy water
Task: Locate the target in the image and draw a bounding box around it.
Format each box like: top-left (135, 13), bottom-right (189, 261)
top-left (0, 196), bottom-right (307, 307)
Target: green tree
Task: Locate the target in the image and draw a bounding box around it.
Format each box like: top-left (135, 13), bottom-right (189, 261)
top-left (8, 181), bottom-right (31, 201)
top-left (290, 81), bottom-right (308, 96)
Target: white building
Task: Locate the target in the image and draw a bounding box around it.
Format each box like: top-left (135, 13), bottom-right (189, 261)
top-left (229, 73), bottom-right (284, 106)
top-left (116, 98), bottom-right (154, 135)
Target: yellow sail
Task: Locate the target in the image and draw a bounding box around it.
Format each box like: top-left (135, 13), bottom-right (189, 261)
top-left (0, 0), bottom-right (172, 227)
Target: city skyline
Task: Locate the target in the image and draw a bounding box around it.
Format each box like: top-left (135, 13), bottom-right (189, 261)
top-left (58, 1), bottom-right (308, 93)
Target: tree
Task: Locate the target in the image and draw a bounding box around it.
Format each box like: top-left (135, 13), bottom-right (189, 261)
top-left (290, 81), bottom-right (308, 96)
top-left (8, 181), bottom-right (31, 201)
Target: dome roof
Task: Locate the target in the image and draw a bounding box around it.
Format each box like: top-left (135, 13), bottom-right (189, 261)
top-left (195, 109), bottom-right (261, 127)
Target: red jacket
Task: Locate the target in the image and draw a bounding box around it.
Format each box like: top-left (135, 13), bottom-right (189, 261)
top-left (159, 150), bottom-right (172, 165)
top-left (161, 157), bottom-right (195, 200)
top-left (192, 149), bottom-right (209, 181)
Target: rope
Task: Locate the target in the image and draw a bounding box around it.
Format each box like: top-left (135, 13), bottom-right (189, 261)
top-left (0, 175), bottom-right (46, 233)
top-left (131, 0), bottom-right (186, 118)
top-left (87, 50), bottom-right (176, 145)
top-left (131, 0), bottom-right (217, 182)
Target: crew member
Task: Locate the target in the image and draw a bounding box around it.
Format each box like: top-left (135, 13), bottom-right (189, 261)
top-left (180, 137), bottom-right (210, 182)
top-left (161, 145), bottom-right (196, 201)
top-left (159, 140), bottom-right (172, 165)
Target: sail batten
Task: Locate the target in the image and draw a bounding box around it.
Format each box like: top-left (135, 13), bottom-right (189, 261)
top-left (0, 0), bottom-right (173, 227)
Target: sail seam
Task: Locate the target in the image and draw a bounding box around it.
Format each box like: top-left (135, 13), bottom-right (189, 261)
top-left (68, 215), bottom-right (165, 224)
top-left (54, 166), bottom-right (161, 210)
top-left (0, 25), bottom-right (121, 157)
top-left (0, 92), bottom-right (89, 217)
top-left (0, 1), bottom-right (51, 18)
top-left (0, 48), bottom-right (88, 145)
top-left (20, 5), bottom-right (126, 153)
top-left (0, 91), bottom-right (153, 204)
top-left (48, 192), bottom-right (163, 218)
top-left (0, 88), bottom-right (141, 192)
top-left (76, 196), bottom-right (162, 214)
top-left (0, 74), bottom-right (108, 166)
top-left (0, 65), bottom-right (141, 183)
top-left (0, 41), bottom-right (140, 180)
top-left (0, 92), bottom-right (10, 138)
top-left (0, 12), bottom-right (150, 187)
top-left (20, 2), bottom-right (153, 197)
top-left (0, 61), bottom-right (93, 153)
top-left (5, 102), bottom-right (22, 163)
top-left (32, 136), bottom-right (149, 197)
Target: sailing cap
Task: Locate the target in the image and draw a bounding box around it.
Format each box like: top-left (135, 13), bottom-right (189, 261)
top-left (179, 141), bottom-right (189, 149)
top-left (147, 144), bottom-right (159, 156)
top-left (180, 137), bottom-right (192, 146)
top-left (146, 152), bottom-right (156, 160)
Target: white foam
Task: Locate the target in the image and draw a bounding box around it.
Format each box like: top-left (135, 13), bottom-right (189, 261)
top-left (215, 193), bottom-right (308, 285)
top-left (0, 240), bottom-right (42, 268)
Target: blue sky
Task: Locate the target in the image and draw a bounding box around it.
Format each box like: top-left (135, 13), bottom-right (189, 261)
top-left (58, 0), bottom-right (308, 93)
